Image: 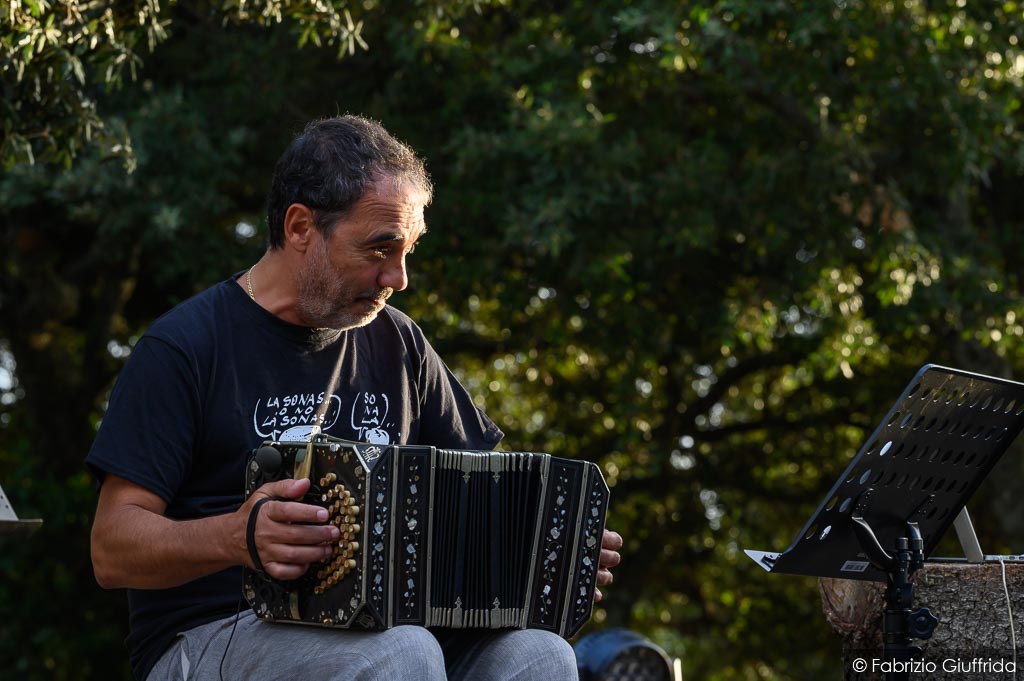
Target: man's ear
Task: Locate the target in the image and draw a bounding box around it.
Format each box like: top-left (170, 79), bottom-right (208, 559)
top-left (283, 204), bottom-right (316, 253)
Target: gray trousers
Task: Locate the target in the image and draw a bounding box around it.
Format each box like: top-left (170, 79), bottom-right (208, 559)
top-left (146, 611), bottom-right (579, 680)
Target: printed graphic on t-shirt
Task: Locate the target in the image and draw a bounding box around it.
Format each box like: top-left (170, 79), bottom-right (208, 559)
top-left (253, 392), bottom-right (342, 441)
top-left (350, 391), bottom-right (394, 444)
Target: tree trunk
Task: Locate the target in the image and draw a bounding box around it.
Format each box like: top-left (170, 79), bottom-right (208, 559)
top-left (821, 563), bottom-right (1024, 680)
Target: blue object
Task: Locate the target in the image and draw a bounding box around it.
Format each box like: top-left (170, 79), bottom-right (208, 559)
top-left (574, 628), bottom-right (675, 681)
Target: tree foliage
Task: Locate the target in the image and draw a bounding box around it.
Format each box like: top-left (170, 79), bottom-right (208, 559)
top-left (4, 1), bottom-right (1024, 679)
top-left (1, 0), bottom-right (378, 170)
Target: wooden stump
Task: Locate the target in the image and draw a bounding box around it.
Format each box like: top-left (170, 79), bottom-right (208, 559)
top-left (821, 563), bottom-right (1024, 680)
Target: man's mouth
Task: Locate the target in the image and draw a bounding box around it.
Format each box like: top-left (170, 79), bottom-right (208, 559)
top-left (357, 290), bottom-right (391, 309)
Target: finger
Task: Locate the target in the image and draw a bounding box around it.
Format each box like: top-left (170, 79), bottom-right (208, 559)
top-left (265, 561), bottom-right (312, 582)
top-left (261, 542), bottom-right (334, 568)
top-left (262, 518), bottom-right (342, 544)
top-left (257, 477), bottom-right (311, 501)
top-left (597, 568), bottom-right (613, 586)
top-left (594, 587), bottom-right (603, 602)
top-left (256, 510), bottom-right (339, 549)
top-left (273, 522), bottom-right (340, 546)
top-left (602, 529), bottom-right (623, 551)
top-left (599, 548), bottom-right (621, 569)
top-left (264, 500), bottom-right (331, 525)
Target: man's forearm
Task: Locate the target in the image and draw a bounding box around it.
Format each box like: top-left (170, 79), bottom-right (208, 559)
top-left (91, 502), bottom-right (245, 589)
top-left (91, 476), bottom-right (339, 588)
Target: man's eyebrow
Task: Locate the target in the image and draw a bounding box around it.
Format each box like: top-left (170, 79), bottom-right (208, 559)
top-left (366, 227), bottom-right (429, 245)
top-left (366, 233), bottom-right (405, 245)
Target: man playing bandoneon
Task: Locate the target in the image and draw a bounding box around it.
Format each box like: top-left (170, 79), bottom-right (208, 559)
top-left (88, 115), bottom-right (622, 680)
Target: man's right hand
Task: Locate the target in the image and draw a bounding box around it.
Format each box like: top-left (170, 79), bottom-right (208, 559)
top-left (241, 478), bottom-right (340, 581)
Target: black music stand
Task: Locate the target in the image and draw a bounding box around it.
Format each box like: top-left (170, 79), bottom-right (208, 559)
top-left (745, 365), bottom-right (1024, 678)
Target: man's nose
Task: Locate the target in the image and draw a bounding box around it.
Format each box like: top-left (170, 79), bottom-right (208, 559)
top-left (378, 255), bottom-right (408, 292)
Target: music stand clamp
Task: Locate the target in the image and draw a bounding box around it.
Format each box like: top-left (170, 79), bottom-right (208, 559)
top-left (852, 513), bottom-right (937, 677)
top-left (745, 364), bottom-right (1024, 678)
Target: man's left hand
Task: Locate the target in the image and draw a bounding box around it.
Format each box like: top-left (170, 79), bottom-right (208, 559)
top-left (594, 528), bottom-right (622, 602)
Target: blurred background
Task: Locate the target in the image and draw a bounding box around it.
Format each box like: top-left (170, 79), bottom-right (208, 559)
top-left (4, 1), bottom-right (1024, 678)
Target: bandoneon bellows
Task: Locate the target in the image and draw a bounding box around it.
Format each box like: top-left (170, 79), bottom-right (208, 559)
top-left (243, 435), bottom-right (610, 638)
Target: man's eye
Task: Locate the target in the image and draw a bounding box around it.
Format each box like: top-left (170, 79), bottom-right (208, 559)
top-left (372, 243), bottom-right (415, 258)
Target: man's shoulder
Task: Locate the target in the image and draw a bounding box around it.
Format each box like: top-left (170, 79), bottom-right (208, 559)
top-left (377, 304), bottom-right (418, 329)
top-left (145, 278), bottom-right (239, 348)
top-left (371, 305), bottom-right (430, 347)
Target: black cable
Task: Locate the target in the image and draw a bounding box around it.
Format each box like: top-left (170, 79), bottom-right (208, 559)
top-left (221, 494), bottom-right (274, 678)
top-left (219, 576), bottom-right (246, 681)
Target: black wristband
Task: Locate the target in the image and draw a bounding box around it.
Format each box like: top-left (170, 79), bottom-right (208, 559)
top-left (246, 497), bottom-right (275, 574)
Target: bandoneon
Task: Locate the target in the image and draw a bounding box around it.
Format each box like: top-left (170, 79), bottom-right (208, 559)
top-left (243, 434), bottom-right (610, 638)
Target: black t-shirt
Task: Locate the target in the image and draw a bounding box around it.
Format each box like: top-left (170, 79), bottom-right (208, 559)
top-left (86, 277), bottom-right (503, 680)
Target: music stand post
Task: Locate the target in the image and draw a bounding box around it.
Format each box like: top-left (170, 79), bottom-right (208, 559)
top-left (745, 365), bottom-right (1024, 678)
top-left (851, 513), bottom-right (937, 679)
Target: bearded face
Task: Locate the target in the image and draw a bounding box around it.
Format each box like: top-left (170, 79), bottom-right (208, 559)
top-left (295, 235), bottom-right (392, 330)
top-left (291, 181), bottom-right (426, 330)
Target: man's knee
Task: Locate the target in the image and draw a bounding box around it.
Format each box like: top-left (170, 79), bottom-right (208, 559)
top-left (452, 629), bottom-right (578, 681)
top-left (368, 626), bottom-right (446, 678)
top-left (515, 630), bottom-right (577, 679)
top-left (246, 624), bottom-right (446, 681)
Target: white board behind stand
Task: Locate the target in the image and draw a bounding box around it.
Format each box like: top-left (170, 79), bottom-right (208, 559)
top-left (0, 483), bottom-right (42, 536)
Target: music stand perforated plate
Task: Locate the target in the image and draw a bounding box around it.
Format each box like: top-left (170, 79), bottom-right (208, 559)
top-left (745, 364), bottom-right (1024, 582)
